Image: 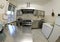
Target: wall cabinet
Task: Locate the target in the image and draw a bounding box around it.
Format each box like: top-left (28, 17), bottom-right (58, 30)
top-left (16, 10), bottom-right (22, 16)
top-left (37, 10), bottom-right (45, 17)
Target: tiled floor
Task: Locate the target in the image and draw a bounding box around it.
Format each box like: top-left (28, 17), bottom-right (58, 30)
top-left (0, 25), bottom-right (48, 42)
top-left (32, 29), bottom-right (48, 42)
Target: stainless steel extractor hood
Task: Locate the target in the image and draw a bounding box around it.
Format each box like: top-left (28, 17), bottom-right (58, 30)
top-left (21, 9), bottom-right (34, 14)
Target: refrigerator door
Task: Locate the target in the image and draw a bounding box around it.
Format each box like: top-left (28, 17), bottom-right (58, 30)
top-left (55, 16), bottom-right (60, 25)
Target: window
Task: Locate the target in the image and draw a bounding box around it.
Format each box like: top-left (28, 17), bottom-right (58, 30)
top-left (7, 3), bottom-right (16, 23)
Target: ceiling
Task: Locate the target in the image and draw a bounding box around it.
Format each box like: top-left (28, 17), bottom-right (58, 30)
top-left (14, 0), bottom-right (51, 5)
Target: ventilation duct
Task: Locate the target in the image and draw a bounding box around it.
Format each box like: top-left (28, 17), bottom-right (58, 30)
top-left (27, 2), bottom-right (30, 7)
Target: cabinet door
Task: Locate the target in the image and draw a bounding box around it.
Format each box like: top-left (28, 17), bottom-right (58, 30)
top-left (32, 20), bottom-right (39, 28)
top-left (38, 10), bottom-right (45, 17)
top-left (34, 10), bottom-right (38, 16)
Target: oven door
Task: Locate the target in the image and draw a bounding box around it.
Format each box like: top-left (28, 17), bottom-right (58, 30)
top-left (22, 20), bottom-right (32, 26)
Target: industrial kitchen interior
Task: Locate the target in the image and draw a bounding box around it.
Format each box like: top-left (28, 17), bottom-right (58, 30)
top-left (0, 0), bottom-right (60, 42)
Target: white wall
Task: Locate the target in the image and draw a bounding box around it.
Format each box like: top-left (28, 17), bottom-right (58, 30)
top-left (0, 0), bottom-right (9, 23)
top-left (42, 0), bottom-right (60, 25)
top-left (52, 0), bottom-right (60, 15)
top-left (0, 0), bottom-right (9, 14)
top-left (43, 1), bottom-right (53, 15)
top-left (16, 4), bottom-right (44, 10)
top-left (43, 0), bottom-right (60, 15)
